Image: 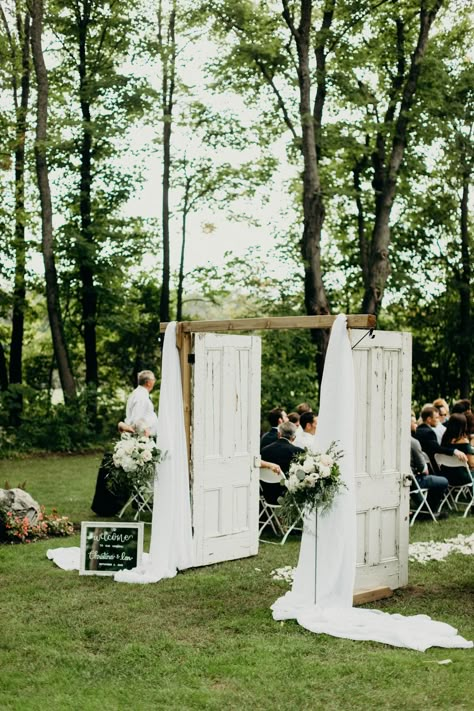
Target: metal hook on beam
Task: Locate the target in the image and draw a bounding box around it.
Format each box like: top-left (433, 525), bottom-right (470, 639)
top-left (351, 329), bottom-right (375, 350)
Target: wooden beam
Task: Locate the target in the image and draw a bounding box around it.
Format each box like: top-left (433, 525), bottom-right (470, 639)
top-left (160, 314), bottom-right (376, 334)
top-left (176, 325), bottom-right (192, 462)
top-left (353, 586), bottom-right (393, 606)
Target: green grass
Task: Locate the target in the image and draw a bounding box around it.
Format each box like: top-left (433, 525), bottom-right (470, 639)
top-left (0, 454), bottom-right (473, 711)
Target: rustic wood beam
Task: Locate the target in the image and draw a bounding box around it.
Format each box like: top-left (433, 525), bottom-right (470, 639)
top-left (159, 314), bottom-right (376, 334)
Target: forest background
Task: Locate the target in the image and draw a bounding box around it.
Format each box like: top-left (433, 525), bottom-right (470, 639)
top-left (0, 0), bottom-right (472, 454)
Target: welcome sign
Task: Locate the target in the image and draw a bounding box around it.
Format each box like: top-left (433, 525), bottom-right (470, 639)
top-left (80, 521), bottom-right (144, 576)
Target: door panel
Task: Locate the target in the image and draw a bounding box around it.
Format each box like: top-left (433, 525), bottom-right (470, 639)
top-left (192, 333), bottom-right (261, 566)
top-left (352, 330), bottom-right (412, 591)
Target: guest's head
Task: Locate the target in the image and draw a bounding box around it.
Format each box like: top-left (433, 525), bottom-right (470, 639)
top-left (433, 398), bottom-right (449, 423)
top-left (465, 410), bottom-right (474, 435)
top-left (410, 412), bottom-right (417, 433)
top-left (296, 402), bottom-right (311, 415)
top-left (278, 421), bottom-right (297, 441)
top-left (268, 408), bottom-right (288, 427)
top-left (300, 411), bottom-right (317, 435)
top-left (137, 370), bottom-right (156, 391)
top-left (288, 412), bottom-right (300, 426)
top-left (451, 399), bottom-right (471, 415)
top-left (441, 413), bottom-right (468, 446)
top-left (420, 405), bottom-right (439, 427)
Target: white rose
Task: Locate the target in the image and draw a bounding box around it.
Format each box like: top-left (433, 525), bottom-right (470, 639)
top-left (121, 456), bottom-right (138, 473)
top-left (286, 474), bottom-right (299, 492)
top-left (305, 472), bottom-right (318, 486)
top-left (320, 454), bottom-right (333, 467)
top-left (142, 449), bottom-right (152, 462)
top-left (121, 439), bottom-right (136, 455)
top-left (302, 459), bottom-right (314, 473)
top-left (319, 465), bottom-right (331, 478)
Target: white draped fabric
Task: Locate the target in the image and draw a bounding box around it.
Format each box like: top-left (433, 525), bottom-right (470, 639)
top-left (272, 314), bottom-right (473, 651)
top-left (115, 321), bottom-right (194, 583)
top-left (47, 322), bottom-right (194, 583)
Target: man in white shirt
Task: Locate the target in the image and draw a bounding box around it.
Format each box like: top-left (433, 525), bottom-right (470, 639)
top-left (293, 411), bottom-right (317, 449)
top-left (124, 370), bottom-right (159, 437)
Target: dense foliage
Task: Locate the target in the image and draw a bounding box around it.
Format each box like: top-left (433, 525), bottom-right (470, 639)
top-left (0, 0), bottom-right (472, 450)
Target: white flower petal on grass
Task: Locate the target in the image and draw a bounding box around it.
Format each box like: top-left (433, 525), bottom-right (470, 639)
top-left (409, 533), bottom-right (474, 563)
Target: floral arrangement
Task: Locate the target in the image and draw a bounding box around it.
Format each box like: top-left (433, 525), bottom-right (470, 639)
top-left (1, 507), bottom-right (74, 543)
top-left (105, 433), bottom-right (163, 498)
top-left (278, 442), bottom-right (345, 523)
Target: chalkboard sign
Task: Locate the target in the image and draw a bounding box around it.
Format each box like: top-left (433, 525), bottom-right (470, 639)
top-left (80, 521), bottom-right (144, 576)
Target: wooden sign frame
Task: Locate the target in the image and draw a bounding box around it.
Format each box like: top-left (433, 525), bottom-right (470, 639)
top-left (79, 521), bottom-right (144, 576)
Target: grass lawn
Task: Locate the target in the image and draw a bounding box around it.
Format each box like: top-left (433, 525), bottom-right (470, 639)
top-left (0, 454), bottom-right (473, 711)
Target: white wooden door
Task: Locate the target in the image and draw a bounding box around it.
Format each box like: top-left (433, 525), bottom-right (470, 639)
top-left (352, 330), bottom-right (412, 592)
top-left (192, 333), bottom-right (261, 567)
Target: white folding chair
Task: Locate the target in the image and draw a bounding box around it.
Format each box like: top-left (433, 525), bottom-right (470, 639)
top-left (434, 454), bottom-right (474, 517)
top-left (259, 469), bottom-right (303, 544)
top-left (117, 481), bottom-right (154, 522)
top-left (407, 472), bottom-right (438, 525)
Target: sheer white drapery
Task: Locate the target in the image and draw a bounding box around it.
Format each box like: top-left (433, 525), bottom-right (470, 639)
top-left (272, 314), bottom-right (472, 651)
top-left (114, 321), bottom-right (194, 584)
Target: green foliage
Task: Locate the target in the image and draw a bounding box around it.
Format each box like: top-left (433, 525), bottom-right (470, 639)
top-left (0, 385), bottom-right (123, 454)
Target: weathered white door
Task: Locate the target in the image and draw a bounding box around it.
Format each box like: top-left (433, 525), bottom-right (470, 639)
top-left (352, 330), bottom-right (412, 592)
top-left (192, 333), bottom-right (261, 567)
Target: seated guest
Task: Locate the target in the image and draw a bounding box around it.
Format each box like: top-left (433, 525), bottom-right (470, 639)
top-left (433, 398), bottom-right (450, 424)
top-left (432, 399), bottom-right (449, 444)
top-left (440, 414), bottom-right (474, 486)
top-left (414, 405), bottom-right (468, 474)
top-left (294, 411), bottom-right (317, 449)
top-left (260, 407), bottom-right (288, 451)
top-left (451, 399), bottom-right (471, 415)
top-left (410, 416), bottom-right (448, 514)
top-left (260, 422), bottom-right (304, 503)
top-left (296, 402), bottom-right (312, 415)
top-left (288, 412), bottom-right (301, 427)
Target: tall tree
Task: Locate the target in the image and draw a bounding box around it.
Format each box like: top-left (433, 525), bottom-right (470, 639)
top-left (46, 0), bottom-right (149, 413)
top-left (0, 0), bottom-right (31, 418)
top-left (29, 0), bottom-right (76, 400)
top-left (156, 0), bottom-right (176, 324)
top-left (360, 0), bottom-right (444, 314)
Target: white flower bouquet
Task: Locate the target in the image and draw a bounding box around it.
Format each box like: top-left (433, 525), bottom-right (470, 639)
top-left (106, 433), bottom-right (163, 497)
top-left (278, 441), bottom-right (344, 523)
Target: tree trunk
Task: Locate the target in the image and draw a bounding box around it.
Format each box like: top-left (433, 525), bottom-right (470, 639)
top-left (158, 0), bottom-right (176, 324)
top-left (9, 11), bottom-right (30, 398)
top-left (0, 342), bottom-right (8, 391)
top-left (160, 117), bottom-right (171, 323)
top-left (77, 4), bottom-right (98, 399)
top-left (30, 0), bottom-right (76, 401)
top-left (362, 0), bottom-right (443, 314)
top-left (176, 176), bottom-right (190, 322)
top-left (282, 0), bottom-right (333, 377)
top-left (458, 167), bottom-right (471, 397)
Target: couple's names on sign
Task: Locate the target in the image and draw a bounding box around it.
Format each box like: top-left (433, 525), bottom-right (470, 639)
top-left (80, 522), bottom-right (144, 576)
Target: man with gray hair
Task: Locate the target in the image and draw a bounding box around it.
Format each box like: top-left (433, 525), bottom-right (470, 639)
top-left (260, 421), bottom-right (304, 503)
top-left (124, 370), bottom-right (158, 437)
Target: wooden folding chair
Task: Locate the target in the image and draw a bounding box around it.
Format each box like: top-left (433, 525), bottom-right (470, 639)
top-left (434, 454), bottom-right (474, 517)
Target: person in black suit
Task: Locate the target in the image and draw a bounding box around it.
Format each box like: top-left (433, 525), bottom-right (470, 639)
top-left (414, 405), bottom-right (468, 474)
top-left (260, 421), bottom-right (304, 503)
top-left (260, 407), bottom-right (288, 451)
